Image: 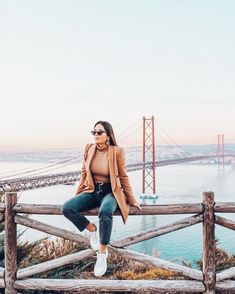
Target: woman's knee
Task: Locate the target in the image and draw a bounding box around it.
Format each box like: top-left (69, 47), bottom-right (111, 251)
top-left (61, 200), bottom-right (71, 216)
top-left (62, 193), bottom-right (91, 216)
top-left (98, 208), bottom-right (113, 220)
top-left (61, 197), bottom-right (79, 215)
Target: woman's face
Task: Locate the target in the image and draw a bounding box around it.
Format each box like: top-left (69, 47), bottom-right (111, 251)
top-left (93, 123), bottom-right (109, 145)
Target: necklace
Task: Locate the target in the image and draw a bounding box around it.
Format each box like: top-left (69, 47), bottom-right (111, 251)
top-left (96, 143), bottom-right (109, 152)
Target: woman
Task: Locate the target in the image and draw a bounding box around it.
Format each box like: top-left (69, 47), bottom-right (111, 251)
top-left (62, 121), bottom-right (142, 277)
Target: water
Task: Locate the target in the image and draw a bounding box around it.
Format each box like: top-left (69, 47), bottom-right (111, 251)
top-left (1, 161), bottom-right (235, 269)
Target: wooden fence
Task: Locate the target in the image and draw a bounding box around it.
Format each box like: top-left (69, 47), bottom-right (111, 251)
top-left (1, 191), bottom-right (235, 293)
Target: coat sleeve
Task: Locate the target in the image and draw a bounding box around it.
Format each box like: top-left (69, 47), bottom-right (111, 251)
top-left (75, 144), bottom-right (90, 195)
top-left (117, 147), bottom-right (138, 205)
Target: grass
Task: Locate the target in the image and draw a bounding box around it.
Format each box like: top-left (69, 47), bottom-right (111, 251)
top-left (13, 237), bottom-right (235, 294)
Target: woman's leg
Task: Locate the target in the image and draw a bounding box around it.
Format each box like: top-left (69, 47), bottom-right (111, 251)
top-left (62, 192), bottom-right (99, 232)
top-left (98, 192), bottom-right (118, 252)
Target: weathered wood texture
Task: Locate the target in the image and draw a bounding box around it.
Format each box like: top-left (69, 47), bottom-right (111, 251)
top-left (13, 203), bottom-right (203, 215)
top-left (0, 203), bottom-right (4, 213)
top-left (216, 280), bottom-right (235, 291)
top-left (15, 215), bottom-right (89, 246)
top-left (0, 267), bottom-right (4, 278)
top-left (0, 213), bottom-right (4, 222)
top-left (17, 249), bottom-right (94, 279)
top-left (14, 279), bottom-right (205, 292)
top-left (4, 193), bottom-right (17, 294)
top-left (217, 266), bottom-right (235, 282)
top-left (16, 213), bottom-right (202, 250)
top-left (202, 192), bottom-right (216, 294)
top-left (114, 213), bottom-right (202, 247)
top-left (0, 278), bottom-right (5, 288)
top-left (108, 247), bottom-right (203, 281)
top-left (215, 215), bottom-right (235, 231)
top-left (214, 202), bottom-right (235, 213)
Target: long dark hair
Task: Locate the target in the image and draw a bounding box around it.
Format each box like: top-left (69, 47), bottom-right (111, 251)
top-left (94, 121), bottom-right (118, 146)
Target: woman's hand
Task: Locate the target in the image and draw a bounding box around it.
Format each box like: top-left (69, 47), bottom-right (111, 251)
top-left (132, 201), bottom-right (142, 211)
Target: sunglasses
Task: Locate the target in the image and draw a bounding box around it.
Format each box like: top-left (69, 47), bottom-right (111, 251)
top-left (91, 130), bottom-right (106, 136)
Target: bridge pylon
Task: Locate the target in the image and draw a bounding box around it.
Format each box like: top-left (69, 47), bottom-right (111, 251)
top-left (217, 134), bottom-right (225, 171)
top-left (142, 116), bottom-right (156, 195)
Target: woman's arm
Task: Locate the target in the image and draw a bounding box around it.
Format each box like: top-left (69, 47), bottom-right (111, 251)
top-left (75, 144), bottom-right (90, 195)
top-left (117, 147), bottom-right (138, 205)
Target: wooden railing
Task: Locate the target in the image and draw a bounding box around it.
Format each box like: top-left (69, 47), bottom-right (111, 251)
top-left (1, 191), bottom-right (235, 293)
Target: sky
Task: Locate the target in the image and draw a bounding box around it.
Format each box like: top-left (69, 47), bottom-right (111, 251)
top-left (0, 0), bottom-right (235, 149)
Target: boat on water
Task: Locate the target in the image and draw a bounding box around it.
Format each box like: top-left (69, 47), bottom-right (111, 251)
top-left (139, 193), bottom-right (159, 200)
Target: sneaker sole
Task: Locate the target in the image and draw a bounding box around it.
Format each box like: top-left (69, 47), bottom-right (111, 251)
top-left (94, 268), bottom-right (107, 277)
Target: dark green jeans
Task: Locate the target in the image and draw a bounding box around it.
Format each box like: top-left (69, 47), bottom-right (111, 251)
top-left (62, 182), bottom-right (118, 245)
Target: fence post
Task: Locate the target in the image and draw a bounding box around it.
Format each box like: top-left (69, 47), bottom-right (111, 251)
top-left (4, 192), bottom-right (17, 294)
top-left (202, 191), bottom-right (216, 294)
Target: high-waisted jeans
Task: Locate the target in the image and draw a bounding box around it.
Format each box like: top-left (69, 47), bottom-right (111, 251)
top-left (62, 182), bottom-right (118, 245)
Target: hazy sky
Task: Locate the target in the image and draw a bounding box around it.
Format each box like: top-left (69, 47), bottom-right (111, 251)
top-left (0, 0), bottom-right (235, 149)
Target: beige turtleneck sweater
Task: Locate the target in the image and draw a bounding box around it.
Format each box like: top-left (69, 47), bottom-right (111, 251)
top-left (90, 144), bottom-right (110, 183)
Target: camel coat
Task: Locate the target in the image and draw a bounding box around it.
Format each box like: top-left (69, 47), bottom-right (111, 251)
top-left (75, 143), bottom-right (137, 224)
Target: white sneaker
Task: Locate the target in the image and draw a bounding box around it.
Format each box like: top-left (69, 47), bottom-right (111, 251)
top-left (94, 249), bottom-right (108, 277)
top-left (88, 223), bottom-right (99, 251)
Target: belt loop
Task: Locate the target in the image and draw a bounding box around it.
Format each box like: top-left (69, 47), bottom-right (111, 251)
top-left (96, 182), bottom-right (104, 186)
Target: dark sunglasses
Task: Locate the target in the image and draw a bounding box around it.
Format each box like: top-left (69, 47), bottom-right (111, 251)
top-left (91, 130), bottom-right (106, 136)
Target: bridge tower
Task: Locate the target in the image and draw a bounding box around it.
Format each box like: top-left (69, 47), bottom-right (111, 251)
top-left (142, 116), bottom-right (156, 194)
top-left (217, 134), bottom-right (224, 171)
